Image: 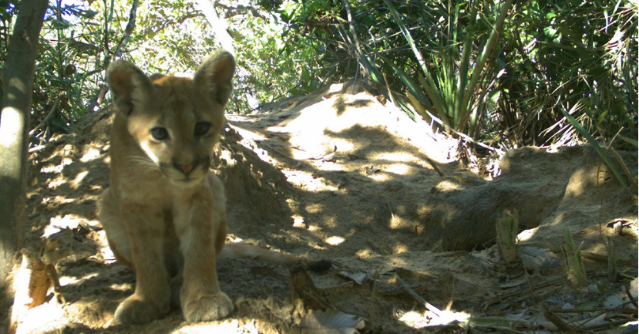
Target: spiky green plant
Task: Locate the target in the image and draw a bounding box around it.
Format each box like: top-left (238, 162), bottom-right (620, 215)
top-left (499, 0), bottom-right (638, 146)
top-left (280, 0), bottom-right (637, 147)
top-left (370, 0), bottom-right (514, 138)
top-left (560, 102), bottom-right (629, 188)
top-left (496, 208), bottom-right (519, 263)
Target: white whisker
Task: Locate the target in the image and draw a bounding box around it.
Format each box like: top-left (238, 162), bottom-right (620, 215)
top-left (126, 155), bottom-right (159, 170)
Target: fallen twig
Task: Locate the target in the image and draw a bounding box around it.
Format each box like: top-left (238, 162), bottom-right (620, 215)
top-left (29, 95), bottom-right (60, 137)
top-left (552, 307), bottom-right (637, 314)
top-left (395, 274), bottom-right (442, 318)
top-left (483, 276), bottom-right (563, 309)
top-left (625, 283), bottom-right (638, 309)
top-left (543, 304), bottom-right (578, 333)
top-left (583, 318), bottom-right (636, 331)
top-left (466, 316), bottom-right (534, 333)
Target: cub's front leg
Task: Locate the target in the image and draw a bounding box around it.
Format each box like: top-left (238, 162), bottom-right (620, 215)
top-left (114, 202), bottom-right (171, 324)
top-left (174, 175), bottom-right (232, 322)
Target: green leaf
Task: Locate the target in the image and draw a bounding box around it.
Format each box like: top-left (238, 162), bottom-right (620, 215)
top-left (560, 103), bottom-right (628, 187)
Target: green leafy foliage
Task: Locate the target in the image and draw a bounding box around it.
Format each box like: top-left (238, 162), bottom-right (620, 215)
top-left (499, 0), bottom-right (638, 147)
top-left (373, 0), bottom-right (514, 139)
top-left (0, 0), bottom-right (635, 151)
top-left (29, 1), bottom-right (105, 140)
top-left (280, 0), bottom-right (637, 148)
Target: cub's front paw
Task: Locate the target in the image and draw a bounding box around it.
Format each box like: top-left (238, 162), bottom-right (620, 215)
top-left (114, 294), bottom-right (170, 325)
top-left (182, 292), bottom-right (233, 322)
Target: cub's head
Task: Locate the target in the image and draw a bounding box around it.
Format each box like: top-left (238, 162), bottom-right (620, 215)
top-left (106, 51), bottom-right (235, 185)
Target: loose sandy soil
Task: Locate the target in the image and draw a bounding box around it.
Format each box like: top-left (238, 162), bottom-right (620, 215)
top-left (11, 83), bottom-right (638, 333)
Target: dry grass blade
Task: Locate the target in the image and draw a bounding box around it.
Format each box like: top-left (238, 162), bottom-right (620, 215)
top-left (607, 146), bottom-right (638, 189)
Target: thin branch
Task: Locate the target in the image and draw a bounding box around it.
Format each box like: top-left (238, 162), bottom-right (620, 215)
top-left (395, 274), bottom-right (443, 318)
top-left (86, 0), bottom-right (140, 113)
top-left (113, 0), bottom-right (140, 59)
top-left (341, 0), bottom-right (368, 78)
top-left (29, 95), bottom-right (61, 137)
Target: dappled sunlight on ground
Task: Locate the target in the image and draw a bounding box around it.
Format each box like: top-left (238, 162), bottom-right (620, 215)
top-left (172, 319), bottom-right (259, 333)
top-left (324, 236), bottom-right (345, 246)
top-left (71, 170), bottom-right (90, 189)
top-left (398, 308), bottom-right (470, 329)
top-left (14, 300), bottom-right (68, 334)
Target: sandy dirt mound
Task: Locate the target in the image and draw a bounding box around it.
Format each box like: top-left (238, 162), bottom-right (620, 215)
top-left (12, 83), bottom-right (638, 333)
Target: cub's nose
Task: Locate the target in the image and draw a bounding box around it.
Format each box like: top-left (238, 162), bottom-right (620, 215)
top-left (174, 162), bottom-right (195, 175)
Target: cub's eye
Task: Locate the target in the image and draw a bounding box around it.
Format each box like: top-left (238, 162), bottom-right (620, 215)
top-left (150, 127), bottom-right (169, 141)
top-left (194, 122), bottom-right (211, 137)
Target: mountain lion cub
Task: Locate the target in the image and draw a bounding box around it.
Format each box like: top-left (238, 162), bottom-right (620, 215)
top-left (99, 51), bottom-right (314, 325)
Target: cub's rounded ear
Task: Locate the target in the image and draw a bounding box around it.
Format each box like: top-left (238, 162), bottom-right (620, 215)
top-left (194, 50), bottom-right (235, 106)
top-left (149, 73), bottom-right (166, 82)
top-left (106, 60), bottom-right (153, 116)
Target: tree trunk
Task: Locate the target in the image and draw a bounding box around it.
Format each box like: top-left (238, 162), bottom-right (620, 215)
top-left (0, 0), bottom-right (48, 331)
top-left (193, 0), bottom-right (235, 54)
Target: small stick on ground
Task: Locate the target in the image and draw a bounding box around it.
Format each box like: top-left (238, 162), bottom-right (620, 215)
top-left (542, 304), bottom-right (577, 333)
top-left (483, 276), bottom-right (563, 309)
top-left (624, 284), bottom-right (638, 309)
top-left (395, 274), bottom-right (442, 318)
